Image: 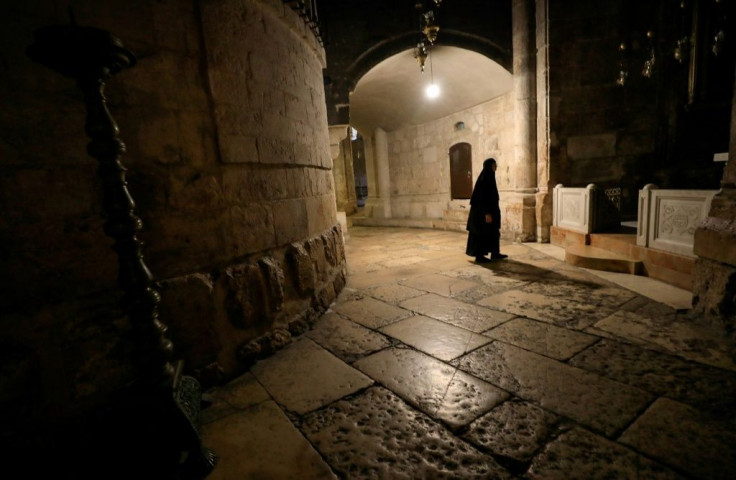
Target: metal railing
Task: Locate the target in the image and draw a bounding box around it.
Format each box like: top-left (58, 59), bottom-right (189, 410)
top-left (283, 0), bottom-right (323, 45)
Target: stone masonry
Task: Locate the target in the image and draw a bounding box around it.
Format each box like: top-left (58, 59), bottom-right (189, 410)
top-left (0, 0), bottom-right (345, 429)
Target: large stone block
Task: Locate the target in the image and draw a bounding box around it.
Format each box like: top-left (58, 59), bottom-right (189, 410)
top-left (273, 198), bottom-right (309, 245)
top-left (228, 203), bottom-right (276, 256)
top-left (567, 133), bottom-right (616, 160)
top-left (286, 242), bottom-right (316, 294)
top-left (692, 258), bottom-right (736, 336)
top-left (158, 273), bottom-right (219, 369)
top-left (322, 230), bottom-right (338, 267)
top-left (258, 137), bottom-right (296, 165)
top-left (306, 236), bottom-right (328, 278)
top-left (223, 262), bottom-right (267, 330)
top-left (258, 256), bottom-right (285, 314)
top-left (166, 170), bottom-right (224, 213)
top-left (306, 193), bottom-right (338, 235)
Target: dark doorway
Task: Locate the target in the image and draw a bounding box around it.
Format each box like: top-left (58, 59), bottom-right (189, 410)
top-left (449, 143), bottom-right (472, 199)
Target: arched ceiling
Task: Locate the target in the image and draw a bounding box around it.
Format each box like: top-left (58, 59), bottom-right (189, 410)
top-left (348, 45), bottom-right (512, 135)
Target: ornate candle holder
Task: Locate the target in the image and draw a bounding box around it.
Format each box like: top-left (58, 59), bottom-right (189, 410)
top-left (27, 23), bottom-right (215, 477)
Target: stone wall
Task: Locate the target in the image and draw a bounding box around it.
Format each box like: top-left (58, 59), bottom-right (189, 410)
top-left (383, 92), bottom-right (515, 228)
top-left (0, 0), bottom-right (344, 430)
top-left (692, 64), bottom-right (736, 338)
top-left (546, 0), bottom-right (729, 219)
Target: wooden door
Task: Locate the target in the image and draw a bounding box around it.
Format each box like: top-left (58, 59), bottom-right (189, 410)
top-left (449, 143), bottom-right (472, 199)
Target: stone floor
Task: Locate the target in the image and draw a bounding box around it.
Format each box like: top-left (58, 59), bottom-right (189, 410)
top-left (200, 226), bottom-right (736, 479)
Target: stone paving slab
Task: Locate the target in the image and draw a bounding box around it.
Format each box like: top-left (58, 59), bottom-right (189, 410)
top-left (382, 255), bottom-right (430, 268)
top-left (445, 265), bottom-right (530, 287)
top-left (365, 283), bottom-right (425, 304)
top-left (332, 296), bottom-right (413, 329)
top-left (453, 341), bottom-right (654, 436)
top-left (511, 253), bottom-right (564, 271)
top-left (345, 264), bottom-right (435, 289)
top-left (306, 312), bottom-right (392, 363)
top-left (202, 401), bottom-right (337, 480)
top-left (584, 268), bottom-right (693, 310)
top-left (401, 293), bottom-right (514, 333)
top-left (619, 397), bottom-right (736, 480)
top-left (251, 338), bottom-right (373, 414)
top-left (201, 372), bottom-right (270, 424)
top-left (418, 254), bottom-right (478, 272)
top-left (549, 263), bottom-right (614, 285)
top-left (520, 280), bottom-right (636, 308)
top-left (476, 260), bottom-right (554, 281)
top-left (400, 273), bottom-right (479, 297)
top-left (568, 339), bottom-right (736, 417)
top-left (527, 427), bottom-right (683, 479)
top-left (354, 347), bottom-right (508, 430)
top-left (300, 386), bottom-right (511, 479)
top-left (380, 315), bottom-right (492, 361)
top-left (463, 398), bottom-right (562, 463)
top-left (478, 289), bottom-right (614, 330)
top-left (483, 317), bottom-right (599, 360)
top-left (592, 310), bottom-right (736, 371)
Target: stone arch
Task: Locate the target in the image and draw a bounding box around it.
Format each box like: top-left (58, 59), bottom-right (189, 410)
top-left (344, 30), bottom-right (512, 94)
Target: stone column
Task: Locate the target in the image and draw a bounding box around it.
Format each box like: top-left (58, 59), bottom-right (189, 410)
top-left (329, 125), bottom-right (351, 233)
top-left (367, 127), bottom-right (392, 218)
top-left (535, 0), bottom-right (552, 242)
top-left (510, 0), bottom-right (538, 241)
top-left (692, 64), bottom-right (736, 337)
top-left (362, 132), bottom-right (378, 218)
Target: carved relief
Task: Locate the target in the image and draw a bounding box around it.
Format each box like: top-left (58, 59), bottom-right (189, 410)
top-left (657, 201), bottom-right (704, 242)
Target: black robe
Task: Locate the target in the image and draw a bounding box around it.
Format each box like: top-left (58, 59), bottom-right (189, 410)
top-left (465, 165), bottom-right (501, 257)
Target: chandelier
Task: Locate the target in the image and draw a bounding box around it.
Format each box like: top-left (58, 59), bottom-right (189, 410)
top-left (413, 1), bottom-right (444, 72)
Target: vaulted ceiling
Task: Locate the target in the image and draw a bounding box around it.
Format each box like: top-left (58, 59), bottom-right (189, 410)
top-left (319, 0), bottom-right (513, 131)
top-left (348, 45), bottom-right (513, 135)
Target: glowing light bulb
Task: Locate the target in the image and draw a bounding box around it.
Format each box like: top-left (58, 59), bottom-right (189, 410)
top-left (426, 83), bottom-right (440, 99)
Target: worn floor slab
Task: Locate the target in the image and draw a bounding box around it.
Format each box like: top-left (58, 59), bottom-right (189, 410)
top-left (202, 401), bottom-right (337, 480)
top-left (199, 226), bottom-right (736, 479)
top-left (251, 338), bottom-right (373, 414)
top-left (483, 317), bottom-right (599, 361)
top-left (619, 398), bottom-right (736, 480)
top-left (300, 386), bottom-right (511, 479)
top-left (380, 315), bottom-right (492, 361)
top-left (306, 311), bottom-right (392, 363)
top-left (354, 347), bottom-right (508, 430)
top-left (463, 398), bottom-right (562, 463)
top-left (401, 292), bottom-right (514, 332)
top-left (527, 427), bottom-right (682, 479)
top-left (453, 341), bottom-right (654, 436)
top-left (478, 289), bottom-right (615, 330)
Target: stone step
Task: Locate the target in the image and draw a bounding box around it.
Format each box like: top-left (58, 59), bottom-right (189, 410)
top-left (589, 233), bottom-right (638, 257)
top-left (565, 244), bottom-right (644, 275)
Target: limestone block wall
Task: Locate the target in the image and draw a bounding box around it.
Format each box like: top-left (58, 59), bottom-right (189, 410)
top-left (546, 0), bottom-right (728, 219)
top-left (0, 0), bottom-right (344, 428)
top-left (384, 93), bottom-right (515, 227)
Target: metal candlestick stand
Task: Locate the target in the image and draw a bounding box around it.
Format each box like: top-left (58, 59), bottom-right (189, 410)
top-left (27, 23), bottom-right (215, 478)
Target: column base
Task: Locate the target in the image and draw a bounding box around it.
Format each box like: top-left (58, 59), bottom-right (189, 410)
top-left (364, 197), bottom-right (392, 219)
top-left (500, 192), bottom-right (537, 242)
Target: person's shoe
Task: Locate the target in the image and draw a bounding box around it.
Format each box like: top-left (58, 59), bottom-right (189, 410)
top-left (491, 253), bottom-right (508, 260)
top-left (475, 256), bottom-right (492, 264)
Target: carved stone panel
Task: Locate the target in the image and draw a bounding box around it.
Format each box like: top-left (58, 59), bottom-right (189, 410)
top-left (649, 190), bottom-right (719, 257)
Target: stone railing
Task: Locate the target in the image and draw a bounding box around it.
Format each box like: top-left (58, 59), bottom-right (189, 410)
top-left (553, 184), bottom-right (597, 234)
top-left (553, 184), bottom-right (620, 234)
top-left (637, 184), bottom-right (719, 257)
